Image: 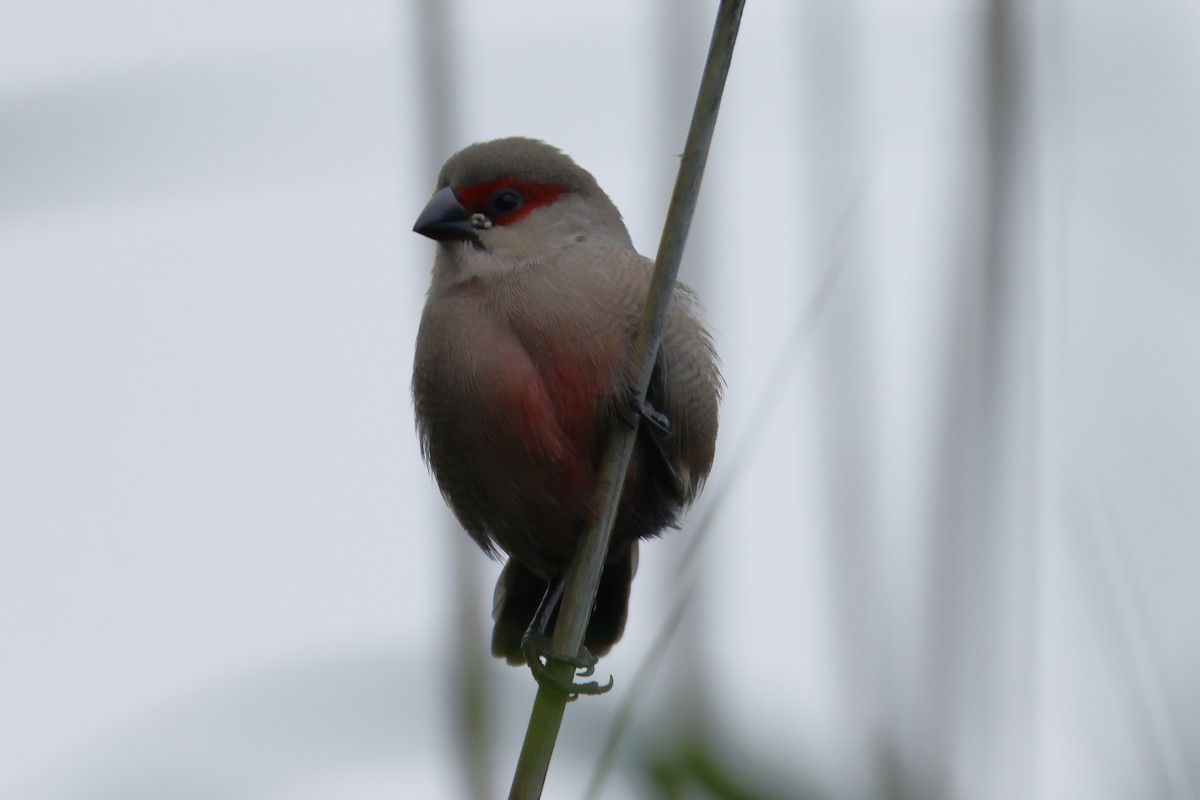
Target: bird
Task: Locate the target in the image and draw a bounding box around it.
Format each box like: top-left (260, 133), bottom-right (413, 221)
top-left (411, 137), bottom-right (721, 694)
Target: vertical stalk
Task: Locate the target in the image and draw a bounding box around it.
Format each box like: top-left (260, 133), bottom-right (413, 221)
top-left (506, 1), bottom-right (746, 797)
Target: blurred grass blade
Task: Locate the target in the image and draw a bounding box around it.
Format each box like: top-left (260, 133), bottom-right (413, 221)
top-left (585, 184), bottom-right (864, 800)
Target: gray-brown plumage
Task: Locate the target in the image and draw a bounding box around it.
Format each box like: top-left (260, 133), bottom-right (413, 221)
top-left (411, 138), bottom-right (721, 664)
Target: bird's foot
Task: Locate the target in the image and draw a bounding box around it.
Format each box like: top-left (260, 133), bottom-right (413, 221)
top-left (626, 396), bottom-right (672, 436)
top-left (624, 396), bottom-right (687, 498)
top-left (520, 631), bottom-right (613, 701)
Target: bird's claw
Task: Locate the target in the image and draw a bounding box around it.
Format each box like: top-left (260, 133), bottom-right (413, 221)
top-left (628, 396), bottom-right (671, 435)
top-left (624, 396), bottom-right (687, 497)
top-left (520, 631), bottom-right (614, 701)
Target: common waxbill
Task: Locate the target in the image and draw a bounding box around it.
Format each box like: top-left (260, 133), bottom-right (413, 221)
top-left (411, 137), bottom-right (721, 686)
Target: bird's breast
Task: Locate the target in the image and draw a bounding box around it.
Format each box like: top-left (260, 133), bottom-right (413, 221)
top-left (527, 342), bottom-right (610, 455)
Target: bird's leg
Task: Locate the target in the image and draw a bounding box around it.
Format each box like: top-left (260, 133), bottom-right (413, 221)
top-left (520, 576), bottom-right (614, 700)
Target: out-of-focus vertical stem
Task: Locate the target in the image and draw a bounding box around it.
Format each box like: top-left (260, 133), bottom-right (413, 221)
top-left (797, 4), bottom-right (894, 798)
top-left (412, 2), bottom-right (493, 798)
top-left (924, 2), bottom-right (1038, 798)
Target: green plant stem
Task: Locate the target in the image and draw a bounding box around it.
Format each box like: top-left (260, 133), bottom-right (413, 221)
top-left (506, 2), bottom-right (746, 798)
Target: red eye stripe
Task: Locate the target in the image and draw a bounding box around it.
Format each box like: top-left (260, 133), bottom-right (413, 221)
top-left (454, 180), bottom-right (568, 225)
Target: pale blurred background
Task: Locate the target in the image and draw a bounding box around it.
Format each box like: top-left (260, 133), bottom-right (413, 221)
top-left (2, 1), bottom-right (1198, 798)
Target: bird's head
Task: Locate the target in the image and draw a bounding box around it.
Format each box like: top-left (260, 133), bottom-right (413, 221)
top-left (414, 138), bottom-right (631, 272)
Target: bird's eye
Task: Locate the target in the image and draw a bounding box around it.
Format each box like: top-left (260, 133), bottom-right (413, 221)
top-left (488, 188), bottom-right (524, 216)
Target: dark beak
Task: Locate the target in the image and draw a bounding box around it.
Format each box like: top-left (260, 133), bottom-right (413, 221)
top-left (413, 186), bottom-right (477, 242)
